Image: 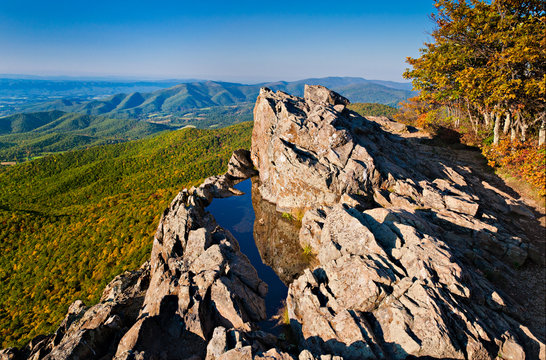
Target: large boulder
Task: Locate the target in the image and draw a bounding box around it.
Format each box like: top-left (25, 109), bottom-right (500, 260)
top-left (251, 86), bottom-right (379, 212)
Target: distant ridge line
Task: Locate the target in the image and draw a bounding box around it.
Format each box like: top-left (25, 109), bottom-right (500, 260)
top-left (7, 76), bottom-right (414, 117)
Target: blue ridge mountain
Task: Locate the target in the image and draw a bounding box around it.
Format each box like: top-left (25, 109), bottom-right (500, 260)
top-left (19, 77), bottom-right (414, 117)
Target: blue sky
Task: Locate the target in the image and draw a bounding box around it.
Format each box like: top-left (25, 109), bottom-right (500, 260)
top-left (0, 0), bottom-right (435, 82)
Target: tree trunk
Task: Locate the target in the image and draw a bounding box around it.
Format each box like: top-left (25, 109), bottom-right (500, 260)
top-left (510, 126), bottom-right (517, 141)
top-left (484, 112), bottom-right (491, 127)
top-left (465, 104), bottom-right (475, 132)
top-left (503, 111), bottom-right (511, 135)
top-left (493, 112), bottom-right (501, 145)
top-left (538, 113), bottom-right (546, 146)
top-left (520, 122), bottom-right (527, 142)
top-left (491, 112), bottom-right (496, 126)
top-left (510, 111), bottom-right (521, 142)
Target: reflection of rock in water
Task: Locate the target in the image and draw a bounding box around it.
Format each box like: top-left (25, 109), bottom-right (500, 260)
top-left (252, 178), bottom-right (310, 285)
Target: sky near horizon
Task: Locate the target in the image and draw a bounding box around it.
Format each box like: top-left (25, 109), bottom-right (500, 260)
top-left (0, 0), bottom-right (435, 83)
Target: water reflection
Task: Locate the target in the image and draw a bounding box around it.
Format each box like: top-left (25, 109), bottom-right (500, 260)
top-left (206, 177), bottom-right (310, 324)
top-left (251, 180), bottom-right (309, 285)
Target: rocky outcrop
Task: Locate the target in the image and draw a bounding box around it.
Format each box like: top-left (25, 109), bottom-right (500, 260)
top-left (253, 85), bottom-right (545, 359)
top-left (251, 86), bottom-right (378, 211)
top-left (7, 150), bottom-right (287, 360)
top-left (4, 86), bottom-right (544, 360)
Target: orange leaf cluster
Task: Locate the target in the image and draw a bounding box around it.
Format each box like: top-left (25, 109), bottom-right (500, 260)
top-left (482, 139), bottom-right (546, 196)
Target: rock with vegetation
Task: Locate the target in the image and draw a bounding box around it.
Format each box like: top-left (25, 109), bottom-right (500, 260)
top-left (2, 86), bottom-right (544, 360)
top-left (0, 122), bottom-right (253, 348)
top-left (4, 150), bottom-right (280, 360)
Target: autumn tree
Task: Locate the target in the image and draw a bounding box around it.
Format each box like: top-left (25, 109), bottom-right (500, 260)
top-left (404, 0), bottom-right (546, 145)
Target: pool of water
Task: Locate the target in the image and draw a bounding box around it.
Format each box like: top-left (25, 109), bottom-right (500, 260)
top-left (206, 178), bottom-right (308, 330)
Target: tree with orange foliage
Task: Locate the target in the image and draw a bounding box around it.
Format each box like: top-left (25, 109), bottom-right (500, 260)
top-left (404, 0), bottom-right (545, 145)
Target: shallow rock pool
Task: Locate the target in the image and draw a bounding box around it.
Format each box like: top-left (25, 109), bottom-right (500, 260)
top-left (206, 178), bottom-right (309, 330)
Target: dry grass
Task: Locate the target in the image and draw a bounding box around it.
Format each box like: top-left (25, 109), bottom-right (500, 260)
top-left (495, 168), bottom-right (545, 214)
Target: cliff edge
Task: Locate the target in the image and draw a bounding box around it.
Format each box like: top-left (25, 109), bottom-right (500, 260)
top-left (2, 86), bottom-right (544, 360)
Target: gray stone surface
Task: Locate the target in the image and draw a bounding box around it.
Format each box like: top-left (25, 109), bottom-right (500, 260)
top-left (254, 86), bottom-right (545, 359)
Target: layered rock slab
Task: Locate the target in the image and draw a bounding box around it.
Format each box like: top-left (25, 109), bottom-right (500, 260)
top-left (253, 85), bottom-right (545, 359)
top-left (251, 86), bottom-right (378, 212)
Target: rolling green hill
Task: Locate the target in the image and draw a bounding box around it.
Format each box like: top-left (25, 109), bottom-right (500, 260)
top-left (347, 102), bottom-right (398, 118)
top-left (0, 111), bottom-right (173, 161)
top-left (24, 77), bottom-right (414, 123)
top-left (0, 78), bottom-right (189, 100)
top-left (0, 122), bottom-right (253, 347)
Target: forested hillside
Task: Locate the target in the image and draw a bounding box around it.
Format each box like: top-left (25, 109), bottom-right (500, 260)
top-left (0, 111), bottom-right (172, 161)
top-left (347, 102), bottom-right (398, 117)
top-left (0, 122), bottom-right (252, 348)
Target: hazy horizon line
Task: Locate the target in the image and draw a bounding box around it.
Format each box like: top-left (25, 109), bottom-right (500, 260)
top-left (0, 73), bottom-right (412, 85)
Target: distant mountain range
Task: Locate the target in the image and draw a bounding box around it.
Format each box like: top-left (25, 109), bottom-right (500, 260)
top-left (8, 77), bottom-right (414, 119)
top-left (0, 78), bottom-right (191, 99)
top-left (0, 77), bottom-right (415, 160)
top-left (0, 110), bottom-right (171, 161)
